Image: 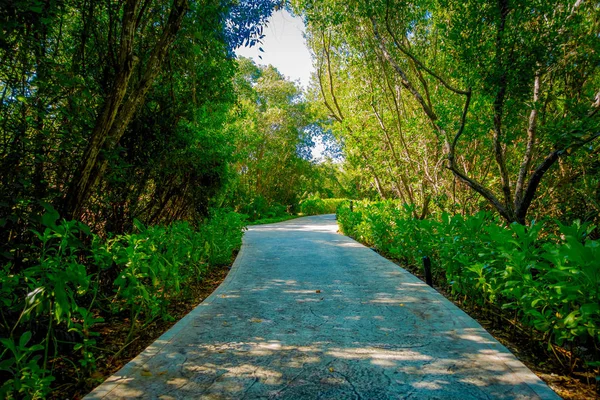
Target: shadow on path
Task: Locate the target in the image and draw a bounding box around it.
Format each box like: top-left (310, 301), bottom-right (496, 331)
top-left (87, 215), bottom-right (559, 399)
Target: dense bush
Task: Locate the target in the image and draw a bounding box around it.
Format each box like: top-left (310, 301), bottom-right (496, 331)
top-left (322, 199), bottom-right (348, 214)
top-left (300, 198), bottom-right (326, 215)
top-left (337, 201), bottom-right (600, 370)
top-left (238, 196), bottom-right (289, 221)
top-left (0, 209), bottom-right (246, 398)
top-left (300, 198), bottom-right (347, 215)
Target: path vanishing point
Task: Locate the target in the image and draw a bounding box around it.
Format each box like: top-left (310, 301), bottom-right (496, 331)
top-left (87, 214), bottom-right (560, 399)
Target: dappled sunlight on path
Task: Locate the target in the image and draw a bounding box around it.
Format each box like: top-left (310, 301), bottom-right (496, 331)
top-left (87, 215), bottom-right (559, 399)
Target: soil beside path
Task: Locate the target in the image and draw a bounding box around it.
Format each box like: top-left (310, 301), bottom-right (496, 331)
top-left (86, 214), bottom-right (560, 399)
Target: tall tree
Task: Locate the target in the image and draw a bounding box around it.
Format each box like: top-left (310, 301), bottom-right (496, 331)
top-left (297, 0), bottom-right (600, 223)
top-left (62, 0), bottom-right (191, 219)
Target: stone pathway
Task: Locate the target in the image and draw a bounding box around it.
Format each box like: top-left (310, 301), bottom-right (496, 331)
top-left (86, 214), bottom-right (559, 399)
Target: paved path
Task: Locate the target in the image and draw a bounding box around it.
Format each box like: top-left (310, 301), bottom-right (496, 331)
top-left (87, 215), bottom-right (559, 399)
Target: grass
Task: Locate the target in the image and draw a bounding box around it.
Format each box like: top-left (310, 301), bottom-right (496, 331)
top-left (247, 214), bottom-right (302, 225)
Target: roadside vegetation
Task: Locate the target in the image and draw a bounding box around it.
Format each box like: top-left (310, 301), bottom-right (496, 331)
top-left (0, 209), bottom-right (245, 398)
top-left (337, 201), bottom-right (599, 387)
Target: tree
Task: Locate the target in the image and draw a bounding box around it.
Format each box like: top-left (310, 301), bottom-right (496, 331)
top-left (224, 57), bottom-right (322, 215)
top-left (297, 0), bottom-right (600, 223)
top-left (0, 0), bottom-right (282, 227)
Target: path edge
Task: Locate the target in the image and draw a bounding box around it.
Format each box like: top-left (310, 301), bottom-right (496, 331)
top-left (335, 228), bottom-right (561, 400)
top-left (84, 234), bottom-right (251, 399)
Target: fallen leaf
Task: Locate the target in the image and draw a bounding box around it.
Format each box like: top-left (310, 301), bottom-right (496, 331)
top-left (316, 290), bottom-right (321, 293)
top-left (250, 318), bottom-right (263, 323)
top-left (141, 370), bottom-right (152, 377)
top-left (328, 367), bottom-right (334, 373)
top-left (399, 303), bottom-right (405, 307)
top-left (91, 371), bottom-right (104, 379)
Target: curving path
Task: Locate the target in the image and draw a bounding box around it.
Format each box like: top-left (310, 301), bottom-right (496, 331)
top-left (87, 214), bottom-right (559, 399)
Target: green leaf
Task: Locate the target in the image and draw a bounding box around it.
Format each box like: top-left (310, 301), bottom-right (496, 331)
top-left (0, 358), bottom-right (15, 371)
top-left (581, 303), bottom-right (600, 316)
top-left (28, 344), bottom-right (44, 352)
top-left (19, 331), bottom-right (32, 348)
top-left (563, 310), bottom-right (581, 328)
top-left (133, 219), bottom-right (146, 232)
top-left (0, 338), bottom-right (16, 354)
top-left (41, 208), bottom-right (60, 228)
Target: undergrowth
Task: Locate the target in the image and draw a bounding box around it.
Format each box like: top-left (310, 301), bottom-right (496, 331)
top-left (300, 197), bottom-right (347, 215)
top-left (0, 207), bottom-right (246, 399)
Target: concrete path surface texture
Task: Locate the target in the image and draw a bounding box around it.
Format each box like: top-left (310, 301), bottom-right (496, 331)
top-left (87, 215), bottom-right (559, 399)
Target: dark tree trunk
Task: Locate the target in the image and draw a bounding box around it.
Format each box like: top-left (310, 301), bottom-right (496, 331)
top-left (62, 0), bottom-right (189, 220)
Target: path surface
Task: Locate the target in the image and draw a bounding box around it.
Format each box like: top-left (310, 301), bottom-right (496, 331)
top-left (87, 215), bottom-right (559, 399)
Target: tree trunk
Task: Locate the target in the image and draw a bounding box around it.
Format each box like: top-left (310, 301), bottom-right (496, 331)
top-left (62, 0), bottom-right (189, 220)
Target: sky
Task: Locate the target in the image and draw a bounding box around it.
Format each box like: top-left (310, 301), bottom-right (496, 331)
top-left (234, 10), bottom-right (313, 89)
top-left (234, 10), bottom-right (329, 161)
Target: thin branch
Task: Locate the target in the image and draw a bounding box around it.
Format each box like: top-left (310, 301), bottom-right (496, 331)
top-left (316, 66), bottom-right (341, 123)
top-left (450, 90), bottom-right (472, 152)
top-left (371, 17), bottom-right (438, 124)
top-left (516, 131), bottom-right (600, 222)
top-left (370, 101), bottom-right (416, 209)
top-left (383, 14), bottom-right (470, 96)
top-left (514, 73), bottom-right (541, 207)
top-left (135, 0), bottom-right (152, 30)
top-left (376, 50), bottom-right (413, 163)
top-left (322, 32), bottom-right (345, 120)
top-left (446, 164), bottom-right (511, 222)
top-left (316, 31), bottom-right (343, 123)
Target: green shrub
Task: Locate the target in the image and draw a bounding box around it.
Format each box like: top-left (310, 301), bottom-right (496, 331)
top-left (0, 208), bottom-right (246, 398)
top-left (322, 198), bottom-right (348, 214)
top-left (265, 203), bottom-right (287, 219)
top-left (300, 198), bottom-right (325, 215)
top-left (239, 197), bottom-right (289, 221)
top-left (239, 196), bottom-right (270, 221)
top-left (300, 197), bottom-right (348, 215)
top-left (199, 209), bottom-right (247, 266)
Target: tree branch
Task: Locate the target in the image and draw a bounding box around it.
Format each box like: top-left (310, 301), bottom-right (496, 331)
top-left (382, 13), bottom-right (470, 96)
top-left (446, 164), bottom-right (511, 222)
top-left (516, 131), bottom-right (600, 223)
top-left (316, 31), bottom-right (343, 123)
top-left (450, 89), bottom-right (472, 153)
top-left (322, 31), bottom-right (345, 120)
top-left (514, 73), bottom-right (540, 208)
top-left (370, 17), bottom-right (438, 124)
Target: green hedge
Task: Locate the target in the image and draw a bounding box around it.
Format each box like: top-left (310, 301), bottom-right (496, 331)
top-left (337, 200), bottom-right (600, 369)
top-left (300, 198), bottom-right (348, 215)
top-left (238, 196), bottom-right (288, 221)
